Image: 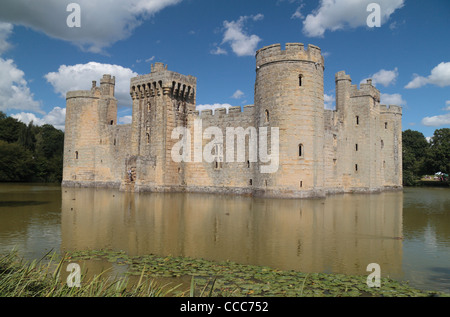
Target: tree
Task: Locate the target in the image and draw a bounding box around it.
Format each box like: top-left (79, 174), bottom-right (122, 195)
top-left (0, 141), bottom-right (35, 182)
top-left (425, 128), bottom-right (450, 175)
top-left (402, 129), bottom-right (430, 185)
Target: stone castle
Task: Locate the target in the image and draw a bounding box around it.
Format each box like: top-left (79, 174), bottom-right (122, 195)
top-left (62, 42), bottom-right (403, 198)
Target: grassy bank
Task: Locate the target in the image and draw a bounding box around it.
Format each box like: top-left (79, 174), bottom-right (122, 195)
top-left (0, 251), bottom-right (175, 297)
top-left (2, 249), bottom-right (448, 297)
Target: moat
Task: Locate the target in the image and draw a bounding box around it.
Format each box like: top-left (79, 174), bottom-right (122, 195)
top-left (0, 183), bottom-right (448, 294)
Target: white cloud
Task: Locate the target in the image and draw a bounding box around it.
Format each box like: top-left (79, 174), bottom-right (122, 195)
top-left (11, 107), bottom-right (66, 130)
top-left (361, 68), bottom-right (398, 87)
top-left (380, 93), bottom-right (406, 106)
top-left (231, 90), bottom-right (245, 99)
top-left (210, 46), bottom-right (227, 55)
top-left (444, 100), bottom-right (450, 111)
top-left (219, 15), bottom-right (263, 57)
top-left (44, 62), bottom-right (138, 107)
top-left (405, 62), bottom-right (450, 89)
top-left (119, 115), bottom-right (132, 124)
top-left (291, 4), bottom-right (305, 19)
top-left (421, 100), bottom-right (450, 127)
top-left (0, 22), bottom-right (13, 55)
top-left (196, 103), bottom-right (234, 114)
top-left (324, 93), bottom-right (335, 110)
top-left (302, 0), bottom-right (405, 37)
top-left (0, 58), bottom-right (42, 113)
top-left (421, 113), bottom-right (450, 127)
top-left (0, 0), bottom-right (182, 53)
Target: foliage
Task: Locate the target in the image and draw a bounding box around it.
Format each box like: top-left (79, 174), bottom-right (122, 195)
top-left (402, 128), bottom-right (450, 186)
top-left (0, 111), bottom-right (64, 183)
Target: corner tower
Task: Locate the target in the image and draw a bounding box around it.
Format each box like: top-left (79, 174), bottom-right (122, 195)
top-left (254, 43), bottom-right (325, 198)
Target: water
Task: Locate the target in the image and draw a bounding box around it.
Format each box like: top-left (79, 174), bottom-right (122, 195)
top-left (0, 183), bottom-right (448, 293)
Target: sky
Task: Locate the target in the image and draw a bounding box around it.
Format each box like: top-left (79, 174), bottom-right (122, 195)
top-left (0, 0), bottom-right (449, 138)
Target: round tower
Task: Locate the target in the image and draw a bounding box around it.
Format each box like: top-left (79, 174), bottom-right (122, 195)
top-left (254, 43), bottom-right (325, 198)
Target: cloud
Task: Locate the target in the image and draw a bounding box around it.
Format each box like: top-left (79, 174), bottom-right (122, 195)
top-left (405, 62), bottom-right (450, 89)
top-left (361, 68), bottom-right (398, 87)
top-left (0, 22), bottom-right (13, 55)
top-left (210, 45), bottom-right (227, 55)
top-left (421, 113), bottom-right (450, 127)
top-left (421, 100), bottom-right (450, 127)
top-left (0, 0), bottom-right (182, 53)
top-left (217, 14), bottom-right (263, 57)
top-left (44, 62), bottom-right (138, 107)
top-left (380, 93), bottom-right (406, 106)
top-left (444, 100), bottom-right (450, 111)
top-left (0, 58), bottom-right (42, 113)
top-left (324, 93), bottom-right (335, 110)
top-left (11, 107), bottom-right (66, 130)
top-left (196, 103), bottom-right (234, 114)
top-left (231, 90), bottom-right (245, 99)
top-left (291, 4), bottom-right (305, 19)
top-left (302, 0), bottom-right (405, 37)
top-left (119, 115), bottom-right (132, 124)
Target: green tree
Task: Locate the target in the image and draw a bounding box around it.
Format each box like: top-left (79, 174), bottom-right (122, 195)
top-left (425, 128), bottom-right (450, 175)
top-left (402, 129), bottom-right (429, 185)
top-left (0, 141), bottom-right (35, 182)
top-left (0, 116), bottom-right (26, 143)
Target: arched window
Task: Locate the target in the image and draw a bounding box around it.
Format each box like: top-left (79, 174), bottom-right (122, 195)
top-left (299, 74), bottom-right (303, 87)
top-left (265, 110), bottom-right (269, 123)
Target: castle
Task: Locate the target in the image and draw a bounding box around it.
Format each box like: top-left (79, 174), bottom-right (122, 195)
top-left (62, 43), bottom-right (403, 198)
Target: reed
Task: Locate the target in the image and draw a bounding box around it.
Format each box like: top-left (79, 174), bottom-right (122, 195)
top-left (0, 250), bottom-right (176, 297)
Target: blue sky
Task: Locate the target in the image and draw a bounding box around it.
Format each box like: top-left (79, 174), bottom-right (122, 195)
top-left (0, 0), bottom-right (449, 138)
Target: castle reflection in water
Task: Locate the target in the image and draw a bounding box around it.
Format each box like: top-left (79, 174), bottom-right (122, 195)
top-left (61, 188), bottom-right (403, 278)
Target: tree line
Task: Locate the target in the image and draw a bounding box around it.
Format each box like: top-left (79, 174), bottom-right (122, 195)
top-left (403, 128), bottom-right (450, 186)
top-left (0, 111), bottom-right (64, 183)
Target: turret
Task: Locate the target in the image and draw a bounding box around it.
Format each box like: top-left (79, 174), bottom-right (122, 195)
top-left (254, 43), bottom-right (325, 197)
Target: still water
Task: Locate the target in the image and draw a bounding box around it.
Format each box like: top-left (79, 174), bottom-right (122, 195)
top-left (0, 183), bottom-right (448, 293)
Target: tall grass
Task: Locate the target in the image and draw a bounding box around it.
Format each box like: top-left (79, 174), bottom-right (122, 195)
top-left (0, 251), bottom-right (177, 297)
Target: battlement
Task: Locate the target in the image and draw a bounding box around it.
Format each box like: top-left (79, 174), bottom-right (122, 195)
top-left (130, 64), bottom-right (196, 101)
top-left (66, 89), bottom-right (100, 100)
top-left (256, 43), bottom-right (324, 69)
top-left (151, 62), bottom-right (168, 73)
top-left (100, 74), bottom-right (115, 85)
top-left (335, 71), bottom-right (352, 82)
top-left (189, 105), bottom-right (255, 118)
top-left (379, 104), bottom-right (402, 114)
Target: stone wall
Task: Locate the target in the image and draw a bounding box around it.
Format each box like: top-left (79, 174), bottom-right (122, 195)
top-left (62, 43), bottom-right (403, 198)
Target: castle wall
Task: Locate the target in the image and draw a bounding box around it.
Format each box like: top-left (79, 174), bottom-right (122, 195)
top-left (62, 43), bottom-right (402, 198)
top-left (183, 106), bottom-right (256, 195)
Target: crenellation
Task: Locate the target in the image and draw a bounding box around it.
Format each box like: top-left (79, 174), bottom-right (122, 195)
top-left (63, 42), bottom-right (402, 197)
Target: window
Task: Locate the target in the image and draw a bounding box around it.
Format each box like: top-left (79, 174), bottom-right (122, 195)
top-left (356, 116), bottom-right (360, 125)
top-left (298, 144), bottom-right (304, 158)
top-left (114, 139), bottom-right (116, 146)
top-left (385, 122), bottom-right (388, 129)
top-left (299, 75), bottom-right (303, 87)
top-left (355, 164), bottom-right (358, 172)
top-left (75, 151), bottom-right (79, 160)
top-left (249, 179), bottom-right (253, 186)
top-left (299, 181), bottom-right (303, 188)
top-left (146, 133), bottom-right (150, 144)
top-left (355, 144), bottom-right (358, 151)
top-left (110, 120), bottom-right (114, 125)
top-left (265, 110), bottom-right (269, 123)
top-left (247, 160), bottom-right (250, 168)
top-left (381, 140), bottom-right (384, 149)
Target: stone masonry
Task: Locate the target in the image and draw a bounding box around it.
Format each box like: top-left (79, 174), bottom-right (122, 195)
top-left (62, 43), bottom-right (403, 198)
